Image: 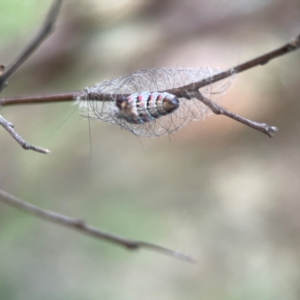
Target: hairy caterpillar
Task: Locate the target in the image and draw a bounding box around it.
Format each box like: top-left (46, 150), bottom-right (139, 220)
top-left (78, 67), bottom-right (228, 137)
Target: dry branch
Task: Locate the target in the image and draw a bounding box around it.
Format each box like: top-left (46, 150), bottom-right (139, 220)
top-left (0, 0), bottom-right (63, 92)
top-left (1, 34), bottom-right (299, 139)
top-left (0, 0), bottom-right (63, 153)
top-left (0, 189), bottom-right (196, 262)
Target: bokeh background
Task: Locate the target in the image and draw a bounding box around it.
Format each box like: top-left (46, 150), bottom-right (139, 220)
top-left (1, 0), bottom-right (300, 299)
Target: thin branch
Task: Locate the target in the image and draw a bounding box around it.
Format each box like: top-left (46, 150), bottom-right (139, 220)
top-left (166, 33), bottom-right (300, 97)
top-left (0, 115), bottom-right (50, 153)
top-left (0, 189), bottom-right (196, 263)
top-left (0, 92), bottom-right (82, 106)
top-left (192, 90), bottom-right (278, 137)
top-left (0, 0), bottom-right (63, 92)
top-left (0, 0), bottom-right (62, 154)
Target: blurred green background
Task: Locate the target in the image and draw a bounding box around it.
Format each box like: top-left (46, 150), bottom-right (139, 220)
top-left (1, 0), bottom-right (300, 299)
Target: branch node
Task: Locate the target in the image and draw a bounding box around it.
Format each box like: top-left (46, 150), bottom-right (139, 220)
top-left (0, 64), bottom-right (6, 76)
top-left (264, 124), bottom-right (278, 138)
top-left (74, 219), bottom-right (86, 228)
top-left (125, 242), bottom-right (139, 250)
top-left (290, 34), bottom-right (300, 49)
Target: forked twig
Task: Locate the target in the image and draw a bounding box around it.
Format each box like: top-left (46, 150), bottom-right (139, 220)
top-left (2, 34), bottom-right (300, 105)
top-left (0, 189), bottom-right (196, 263)
top-left (0, 0), bottom-right (63, 154)
top-left (2, 33), bottom-right (300, 107)
top-left (1, 34), bottom-right (300, 138)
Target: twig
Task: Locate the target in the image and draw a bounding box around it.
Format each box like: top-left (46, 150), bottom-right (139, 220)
top-left (0, 189), bottom-right (196, 263)
top-left (0, 0), bottom-right (63, 92)
top-left (0, 0), bottom-right (62, 154)
top-left (167, 33), bottom-right (300, 96)
top-left (0, 115), bottom-right (50, 153)
top-left (191, 90), bottom-right (278, 137)
top-left (0, 92), bottom-right (82, 106)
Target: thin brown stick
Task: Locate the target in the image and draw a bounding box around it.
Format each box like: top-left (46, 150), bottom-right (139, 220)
top-left (191, 90), bottom-right (278, 137)
top-left (166, 33), bottom-right (300, 97)
top-left (0, 0), bottom-right (62, 154)
top-left (1, 92), bottom-right (82, 106)
top-left (0, 0), bottom-right (63, 92)
top-left (0, 189), bottom-right (196, 263)
top-left (0, 115), bottom-right (50, 153)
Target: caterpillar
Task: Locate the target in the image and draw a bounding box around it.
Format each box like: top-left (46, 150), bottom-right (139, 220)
top-left (78, 68), bottom-right (228, 137)
top-left (115, 92), bottom-right (179, 124)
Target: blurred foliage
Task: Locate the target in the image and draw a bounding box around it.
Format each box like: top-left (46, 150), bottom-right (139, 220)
top-left (1, 0), bottom-right (300, 299)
